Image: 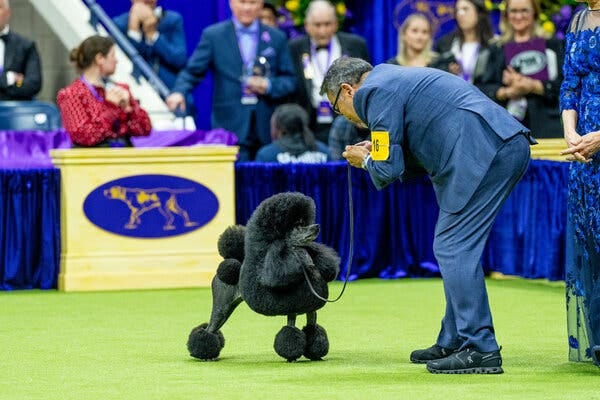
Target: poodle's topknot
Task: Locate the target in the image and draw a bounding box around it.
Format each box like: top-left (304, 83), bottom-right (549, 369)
top-left (217, 225), bottom-right (246, 261)
top-left (247, 192), bottom-right (316, 241)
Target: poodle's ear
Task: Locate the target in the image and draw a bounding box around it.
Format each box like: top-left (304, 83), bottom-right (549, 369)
top-left (259, 241), bottom-right (308, 289)
top-left (218, 225), bottom-right (246, 261)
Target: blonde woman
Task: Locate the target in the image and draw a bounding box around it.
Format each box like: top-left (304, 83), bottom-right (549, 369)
top-left (493, 0), bottom-right (564, 138)
top-left (387, 13), bottom-right (437, 67)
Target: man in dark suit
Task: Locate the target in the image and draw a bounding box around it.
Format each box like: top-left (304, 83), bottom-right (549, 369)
top-left (0, 0), bottom-right (41, 100)
top-left (166, 0), bottom-right (296, 161)
top-left (113, 0), bottom-right (187, 99)
top-left (322, 57), bottom-right (536, 374)
top-left (288, 0), bottom-right (369, 143)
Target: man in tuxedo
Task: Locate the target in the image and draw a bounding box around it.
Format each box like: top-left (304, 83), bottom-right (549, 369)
top-left (288, 0), bottom-right (369, 143)
top-left (113, 0), bottom-right (188, 104)
top-left (0, 0), bottom-right (41, 100)
top-left (166, 0), bottom-right (296, 161)
top-left (322, 57), bottom-right (535, 374)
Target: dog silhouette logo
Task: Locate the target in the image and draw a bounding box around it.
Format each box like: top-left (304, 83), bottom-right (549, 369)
top-left (103, 186), bottom-right (199, 230)
top-left (84, 174), bottom-right (219, 238)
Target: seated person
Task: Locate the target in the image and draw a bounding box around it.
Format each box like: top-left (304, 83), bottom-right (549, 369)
top-left (57, 35), bottom-right (152, 147)
top-left (255, 103), bottom-right (329, 163)
top-left (0, 0), bottom-right (42, 100)
top-left (328, 115), bottom-right (370, 161)
top-left (387, 13), bottom-right (438, 67)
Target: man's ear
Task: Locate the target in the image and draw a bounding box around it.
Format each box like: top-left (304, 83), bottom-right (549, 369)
top-left (341, 82), bottom-right (354, 97)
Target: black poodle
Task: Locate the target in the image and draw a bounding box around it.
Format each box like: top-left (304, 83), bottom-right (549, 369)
top-left (187, 192), bottom-right (340, 362)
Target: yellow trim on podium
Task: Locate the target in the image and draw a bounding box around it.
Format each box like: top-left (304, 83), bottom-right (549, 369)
top-left (50, 146), bottom-right (238, 292)
top-left (530, 138), bottom-right (566, 162)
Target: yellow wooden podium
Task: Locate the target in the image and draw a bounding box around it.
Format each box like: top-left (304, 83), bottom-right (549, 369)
top-left (50, 146), bottom-right (238, 292)
top-left (530, 138), bottom-right (566, 161)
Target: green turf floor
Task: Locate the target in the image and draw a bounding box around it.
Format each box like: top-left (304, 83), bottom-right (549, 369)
top-left (1, 278), bottom-right (598, 400)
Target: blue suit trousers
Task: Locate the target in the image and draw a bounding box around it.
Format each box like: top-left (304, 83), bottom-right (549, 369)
top-left (433, 134), bottom-right (530, 352)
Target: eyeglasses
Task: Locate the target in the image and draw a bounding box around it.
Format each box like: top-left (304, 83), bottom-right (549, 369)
top-left (507, 8), bottom-right (533, 16)
top-left (331, 86), bottom-right (343, 114)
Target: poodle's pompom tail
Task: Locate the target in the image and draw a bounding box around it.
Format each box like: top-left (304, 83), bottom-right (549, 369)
top-left (302, 324), bottom-right (329, 360)
top-left (187, 323), bottom-right (225, 360)
top-left (217, 225), bottom-right (246, 261)
top-left (216, 259), bottom-right (241, 285)
top-left (274, 325), bottom-right (306, 362)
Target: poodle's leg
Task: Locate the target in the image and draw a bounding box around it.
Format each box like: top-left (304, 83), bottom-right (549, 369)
top-left (187, 276), bottom-right (242, 360)
top-left (302, 311), bottom-right (330, 360)
top-left (274, 314), bottom-right (306, 362)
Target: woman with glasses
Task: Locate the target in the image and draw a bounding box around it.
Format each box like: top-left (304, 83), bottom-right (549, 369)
top-left (490, 0), bottom-right (564, 138)
top-left (560, 0), bottom-right (600, 367)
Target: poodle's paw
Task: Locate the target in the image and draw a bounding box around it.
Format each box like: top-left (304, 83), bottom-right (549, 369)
top-left (302, 324), bottom-right (329, 360)
top-left (274, 326), bottom-right (306, 362)
top-left (187, 323), bottom-right (225, 360)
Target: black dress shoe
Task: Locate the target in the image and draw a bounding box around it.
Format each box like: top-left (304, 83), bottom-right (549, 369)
top-left (426, 348), bottom-right (503, 374)
top-left (410, 344), bottom-right (454, 364)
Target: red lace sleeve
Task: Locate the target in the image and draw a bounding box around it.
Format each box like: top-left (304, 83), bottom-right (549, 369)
top-left (57, 80), bottom-right (122, 146)
top-left (117, 84), bottom-right (152, 137)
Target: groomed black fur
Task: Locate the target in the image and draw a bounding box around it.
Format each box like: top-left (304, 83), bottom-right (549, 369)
top-left (187, 192), bottom-right (340, 361)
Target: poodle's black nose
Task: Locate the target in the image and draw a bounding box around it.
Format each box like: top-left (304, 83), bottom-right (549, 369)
top-left (289, 224), bottom-right (319, 246)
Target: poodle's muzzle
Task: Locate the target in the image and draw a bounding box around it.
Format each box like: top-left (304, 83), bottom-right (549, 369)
top-left (289, 224), bottom-right (319, 246)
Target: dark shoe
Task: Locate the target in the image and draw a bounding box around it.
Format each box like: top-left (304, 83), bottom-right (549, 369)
top-left (410, 344), bottom-right (454, 364)
top-left (426, 348), bottom-right (503, 374)
top-left (592, 345), bottom-right (600, 366)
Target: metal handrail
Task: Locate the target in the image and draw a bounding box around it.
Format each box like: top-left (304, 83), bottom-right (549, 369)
top-left (82, 0), bottom-right (171, 99)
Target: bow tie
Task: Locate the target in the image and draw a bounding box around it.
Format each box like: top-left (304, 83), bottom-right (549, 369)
top-left (315, 45), bottom-right (329, 51)
top-left (0, 34), bottom-right (7, 42)
top-left (238, 26), bottom-right (258, 35)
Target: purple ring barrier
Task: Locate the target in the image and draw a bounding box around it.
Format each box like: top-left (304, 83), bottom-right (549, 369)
top-left (0, 128), bottom-right (238, 169)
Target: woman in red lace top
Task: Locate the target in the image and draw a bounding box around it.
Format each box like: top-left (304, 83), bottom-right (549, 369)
top-left (57, 35), bottom-right (151, 147)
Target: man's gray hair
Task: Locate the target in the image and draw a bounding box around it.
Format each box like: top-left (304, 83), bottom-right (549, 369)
top-left (3, 0), bottom-right (9, 9)
top-left (305, 0), bottom-right (336, 23)
top-left (320, 57), bottom-right (373, 96)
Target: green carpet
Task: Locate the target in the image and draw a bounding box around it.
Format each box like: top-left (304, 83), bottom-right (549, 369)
top-left (1, 278), bottom-right (597, 400)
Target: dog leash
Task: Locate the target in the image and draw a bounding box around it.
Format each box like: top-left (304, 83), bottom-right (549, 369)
top-left (302, 163), bottom-right (354, 303)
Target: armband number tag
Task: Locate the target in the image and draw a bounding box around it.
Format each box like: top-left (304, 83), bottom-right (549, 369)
top-left (371, 131), bottom-right (390, 161)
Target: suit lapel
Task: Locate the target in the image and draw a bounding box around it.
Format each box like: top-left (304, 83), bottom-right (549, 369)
top-left (3, 32), bottom-right (14, 70)
top-left (227, 21), bottom-right (244, 67)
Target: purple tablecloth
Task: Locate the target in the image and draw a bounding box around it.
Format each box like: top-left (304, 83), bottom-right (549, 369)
top-left (0, 128), bottom-right (238, 169)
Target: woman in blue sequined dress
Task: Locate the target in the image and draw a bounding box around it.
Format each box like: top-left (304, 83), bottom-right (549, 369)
top-left (560, 1), bottom-right (600, 366)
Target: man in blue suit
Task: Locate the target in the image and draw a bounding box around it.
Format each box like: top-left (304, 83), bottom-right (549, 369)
top-left (166, 0), bottom-right (296, 161)
top-left (113, 0), bottom-right (187, 94)
top-left (322, 57), bottom-right (535, 374)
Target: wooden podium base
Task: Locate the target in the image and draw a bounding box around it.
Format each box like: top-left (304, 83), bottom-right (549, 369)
top-left (51, 146), bottom-right (238, 292)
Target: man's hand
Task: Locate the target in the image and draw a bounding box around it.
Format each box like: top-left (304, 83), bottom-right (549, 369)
top-left (245, 76), bottom-right (269, 95)
top-left (342, 143), bottom-right (371, 169)
top-left (128, 2), bottom-right (154, 32)
top-left (166, 93), bottom-right (186, 113)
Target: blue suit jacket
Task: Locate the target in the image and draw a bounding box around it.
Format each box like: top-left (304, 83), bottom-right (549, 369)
top-left (113, 10), bottom-right (187, 89)
top-left (172, 20), bottom-right (296, 145)
top-left (356, 64), bottom-right (533, 213)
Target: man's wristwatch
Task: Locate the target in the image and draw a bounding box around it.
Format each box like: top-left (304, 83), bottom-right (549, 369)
top-left (361, 153), bottom-right (371, 170)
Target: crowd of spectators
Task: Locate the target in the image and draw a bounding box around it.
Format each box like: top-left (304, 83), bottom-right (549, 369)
top-left (7, 0), bottom-right (565, 157)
